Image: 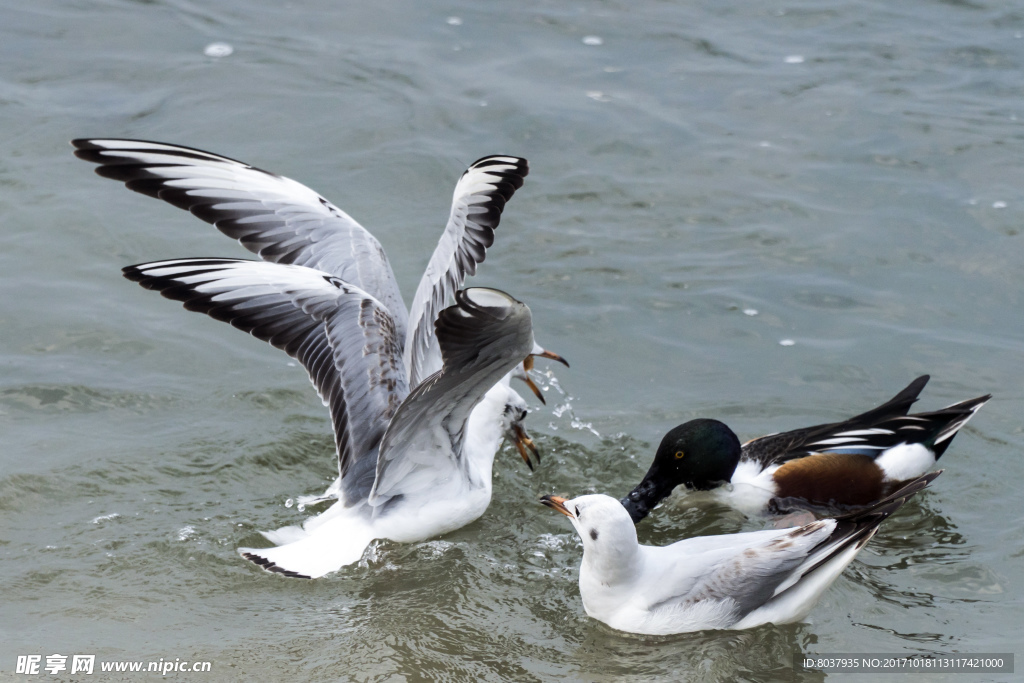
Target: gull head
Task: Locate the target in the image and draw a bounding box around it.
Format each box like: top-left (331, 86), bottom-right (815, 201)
top-left (540, 493), bottom-right (638, 555)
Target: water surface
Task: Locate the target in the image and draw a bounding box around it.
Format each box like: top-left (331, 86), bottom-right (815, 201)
top-left (1, 0), bottom-right (1022, 680)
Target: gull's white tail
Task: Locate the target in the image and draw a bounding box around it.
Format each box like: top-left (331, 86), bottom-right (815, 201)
top-left (239, 510), bottom-right (377, 579)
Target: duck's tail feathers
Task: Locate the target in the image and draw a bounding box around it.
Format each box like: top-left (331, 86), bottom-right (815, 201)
top-left (930, 394), bottom-right (991, 458)
top-left (849, 375), bottom-right (930, 424)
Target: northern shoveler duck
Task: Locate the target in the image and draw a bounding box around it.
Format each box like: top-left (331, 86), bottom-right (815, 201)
top-left (541, 471), bottom-right (939, 635)
top-left (620, 376), bottom-right (988, 521)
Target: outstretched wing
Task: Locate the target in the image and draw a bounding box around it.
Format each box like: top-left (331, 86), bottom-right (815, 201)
top-left (403, 156), bottom-right (529, 386)
top-left (742, 375), bottom-right (932, 466)
top-left (123, 258), bottom-right (409, 504)
top-left (371, 288), bottom-right (534, 507)
top-left (74, 139), bottom-right (408, 342)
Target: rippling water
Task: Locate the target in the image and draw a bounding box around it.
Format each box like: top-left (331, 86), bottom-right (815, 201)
top-left (2, 0), bottom-right (1022, 680)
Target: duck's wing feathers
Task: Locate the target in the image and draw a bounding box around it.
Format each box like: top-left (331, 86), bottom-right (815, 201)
top-left (742, 376), bottom-right (988, 466)
top-left (403, 156), bottom-right (529, 386)
top-left (123, 258), bottom-right (409, 504)
top-left (74, 139), bottom-right (408, 341)
top-left (370, 288), bottom-right (534, 507)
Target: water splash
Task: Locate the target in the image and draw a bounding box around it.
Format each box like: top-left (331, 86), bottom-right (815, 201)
top-left (91, 513), bottom-right (120, 524)
top-left (529, 369), bottom-right (600, 437)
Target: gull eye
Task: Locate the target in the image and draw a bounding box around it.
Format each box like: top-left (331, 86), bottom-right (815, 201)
top-left (574, 506), bottom-right (581, 518)
top-left (675, 450), bottom-right (685, 460)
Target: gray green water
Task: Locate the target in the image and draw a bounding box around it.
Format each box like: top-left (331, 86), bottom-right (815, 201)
top-left (2, 0), bottom-right (1022, 680)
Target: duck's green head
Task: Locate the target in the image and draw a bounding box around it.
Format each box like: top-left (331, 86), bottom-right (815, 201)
top-left (620, 418), bottom-right (741, 523)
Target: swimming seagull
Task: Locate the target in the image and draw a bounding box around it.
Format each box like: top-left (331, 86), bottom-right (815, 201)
top-left (71, 138), bottom-right (557, 470)
top-left (620, 376), bottom-right (988, 520)
top-left (541, 471), bottom-right (940, 635)
top-left (125, 259), bottom-right (557, 578)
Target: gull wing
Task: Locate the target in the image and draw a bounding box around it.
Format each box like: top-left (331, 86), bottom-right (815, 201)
top-left (640, 523), bottom-right (832, 628)
top-left (123, 258), bottom-right (409, 504)
top-left (370, 288), bottom-right (534, 507)
top-left (403, 156), bottom-right (529, 386)
top-left (74, 139), bottom-right (408, 342)
top-left (644, 472), bottom-right (938, 628)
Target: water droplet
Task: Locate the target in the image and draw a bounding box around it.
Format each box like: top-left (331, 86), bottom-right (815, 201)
top-left (743, 308), bottom-right (759, 316)
top-left (582, 36), bottom-right (603, 46)
top-left (992, 201), bottom-right (1007, 209)
top-left (204, 42), bottom-right (233, 58)
top-left (446, 16), bottom-right (462, 26)
top-left (784, 55), bottom-right (805, 64)
top-left (285, 498), bottom-right (294, 508)
top-left (297, 503), bottom-right (306, 512)
top-left (779, 339), bottom-right (795, 346)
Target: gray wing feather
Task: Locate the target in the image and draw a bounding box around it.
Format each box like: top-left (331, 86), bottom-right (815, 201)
top-left (404, 156), bottom-right (529, 386)
top-left (371, 289), bottom-right (534, 506)
top-left (643, 523), bottom-right (834, 624)
top-left (74, 138), bottom-right (408, 343)
top-left (122, 258), bottom-right (409, 504)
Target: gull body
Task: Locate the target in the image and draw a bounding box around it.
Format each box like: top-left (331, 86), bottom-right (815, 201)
top-left (75, 140), bottom-right (567, 576)
top-left (126, 260), bottom-right (549, 578)
top-left (544, 472), bottom-right (939, 635)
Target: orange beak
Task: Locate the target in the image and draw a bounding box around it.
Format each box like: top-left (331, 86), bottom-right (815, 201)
top-left (540, 494), bottom-right (574, 518)
top-left (516, 366), bottom-right (546, 404)
top-left (528, 348), bottom-right (570, 369)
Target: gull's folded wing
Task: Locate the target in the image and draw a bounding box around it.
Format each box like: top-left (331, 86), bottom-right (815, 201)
top-left (371, 288), bottom-right (534, 506)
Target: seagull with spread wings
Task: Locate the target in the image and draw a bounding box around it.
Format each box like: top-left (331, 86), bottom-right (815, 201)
top-left (74, 140), bottom-right (566, 577)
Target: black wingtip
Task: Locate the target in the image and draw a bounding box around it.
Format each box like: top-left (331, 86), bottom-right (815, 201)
top-left (122, 264), bottom-right (143, 282)
top-left (240, 551), bottom-right (313, 579)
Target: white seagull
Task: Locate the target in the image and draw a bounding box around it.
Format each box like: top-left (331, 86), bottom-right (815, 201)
top-left (74, 139), bottom-right (567, 576)
top-left (72, 138), bottom-right (557, 469)
top-left (125, 263), bottom-right (554, 578)
top-left (541, 471), bottom-right (940, 635)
